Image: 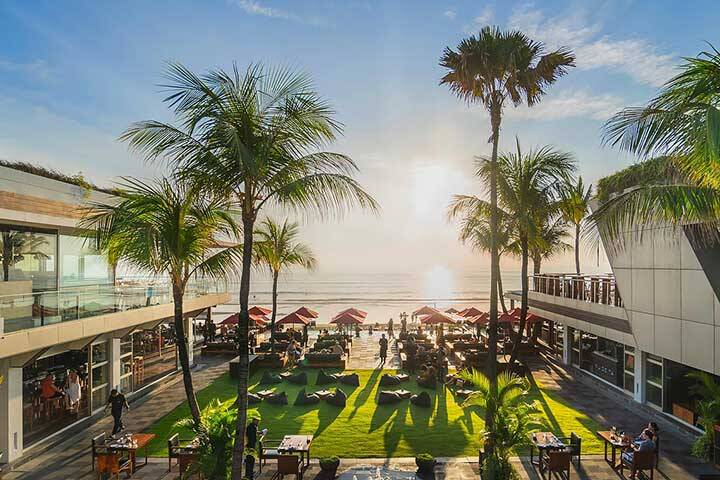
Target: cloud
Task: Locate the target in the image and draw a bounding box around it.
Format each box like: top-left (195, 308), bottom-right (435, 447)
top-left (443, 10), bottom-right (456, 20)
top-left (508, 5), bottom-right (676, 87)
top-left (474, 6), bottom-right (493, 25)
top-left (0, 58), bottom-right (52, 81)
top-left (504, 89), bottom-right (624, 121)
top-left (231, 0), bottom-right (323, 25)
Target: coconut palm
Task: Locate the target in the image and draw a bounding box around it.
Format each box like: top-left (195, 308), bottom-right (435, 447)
top-left (530, 213), bottom-right (572, 274)
top-left (477, 140), bottom-right (575, 366)
top-left (596, 46), bottom-right (720, 244)
top-left (253, 218), bottom-right (317, 351)
top-left (119, 62), bottom-right (378, 478)
top-left (558, 177), bottom-right (592, 274)
top-left (82, 177), bottom-right (242, 426)
top-left (447, 195), bottom-right (517, 314)
top-left (0, 231), bottom-right (50, 281)
top-left (440, 29), bottom-right (574, 435)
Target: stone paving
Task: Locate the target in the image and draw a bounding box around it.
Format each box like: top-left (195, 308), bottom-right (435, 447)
top-left (346, 330), bottom-right (401, 369)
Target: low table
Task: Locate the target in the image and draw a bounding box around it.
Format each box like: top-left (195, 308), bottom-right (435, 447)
top-left (314, 390), bottom-right (333, 399)
top-left (393, 389), bottom-right (412, 399)
top-left (256, 389), bottom-right (275, 398)
top-left (597, 430), bottom-right (631, 470)
top-left (396, 374), bottom-right (410, 381)
top-left (278, 434), bottom-right (314, 467)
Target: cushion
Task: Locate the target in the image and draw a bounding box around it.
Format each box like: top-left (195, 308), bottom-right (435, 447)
top-left (410, 391), bottom-right (432, 407)
top-left (294, 388), bottom-right (320, 406)
top-left (338, 373), bottom-right (360, 386)
top-left (379, 374), bottom-right (401, 386)
top-left (377, 391), bottom-right (402, 405)
top-left (260, 371), bottom-right (282, 385)
top-left (327, 388), bottom-right (347, 407)
top-left (287, 371), bottom-right (308, 385)
top-left (265, 392), bottom-right (288, 405)
top-left (248, 393), bottom-right (262, 404)
top-left (316, 369), bottom-right (337, 386)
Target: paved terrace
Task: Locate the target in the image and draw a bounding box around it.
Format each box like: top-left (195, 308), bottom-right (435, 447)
top-left (3, 331), bottom-right (718, 479)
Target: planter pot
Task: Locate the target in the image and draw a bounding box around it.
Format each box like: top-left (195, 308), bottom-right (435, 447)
top-left (320, 458), bottom-right (340, 479)
top-left (415, 458), bottom-right (436, 473)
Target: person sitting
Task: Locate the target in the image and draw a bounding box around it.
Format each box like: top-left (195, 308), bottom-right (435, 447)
top-left (330, 342), bottom-right (344, 356)
top-left (622, 429), bottom-right (655, 477)
top-left (64, 371), bottom-right (82, 412)
top-left (41, 373), bottom-right (64, 400)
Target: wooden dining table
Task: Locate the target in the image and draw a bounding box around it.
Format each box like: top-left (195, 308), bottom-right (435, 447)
top-left (106, 433), bottom-right (157, 473)
top-left (597, 430), bottom-right (631, 470)
top-left (529, 432), bottom-right (565, 469)
top-left (278, 434), bottom-right (313, 467)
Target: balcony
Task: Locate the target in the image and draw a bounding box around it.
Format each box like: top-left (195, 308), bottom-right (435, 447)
top-left (0, 280), bottom-right (227, 335)
top-left (531, 273), bottom-right (623, 308)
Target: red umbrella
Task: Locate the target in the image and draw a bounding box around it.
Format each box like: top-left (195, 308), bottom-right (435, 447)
top-left (419, 311), bottom-right (460, 325)
top-left (508, 307), bottom-right (522, 318)
top-left (444, 307), bottom-right (460, 314)
top-left (219, 313), bottom-right (268, 326)
top-left (465, 312), bottom-right (489, 325)
top-left (330, 311), bottom-right (365, 325)
top-left (277, 311), bottom-right (310, 326)
top-left (498, 312), bottom-right (515, 324)
top-left (413, 305), bottom-right (438, 317)
top-left (333, 308), bottom-right (367, 320)
top-left (294, 306), bottom-right (319, 319)
top-left (458, 306), bottom-right (484, 317)
top-left (249, 306), bottom-right (272, 316)
top-left (525, 312), bottom-right (543, 324)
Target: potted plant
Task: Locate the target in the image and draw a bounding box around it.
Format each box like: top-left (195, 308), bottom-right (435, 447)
top-left (415, 453), bottom-right (436, 475)
top-left (319, 456), bottom-right (341, 478)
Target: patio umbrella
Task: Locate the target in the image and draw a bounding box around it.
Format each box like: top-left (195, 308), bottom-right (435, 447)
top-left (498, 312), bottom-right (515, 324)
top-left (294, 306), bottom-right (319, 319)
top-left (458, 306), bottom-right (484, 317)
top-left (412, 305), bottom-right (438, 317)
top-left (419, 311), bottom-right (460, 325)
top-left (249, 306), bottom-right (272, 316)
top-left (330, 311), bottom-right (365, 325)
top-left (220, 313), bottom-right (268, 327)
top-left (276, 311), bottom-right (311, 326)
top-left (465, 312), bottom-right (489, 325)
top-left (332, 307), bottom-right (367, 320)
top-left (444, 307), bottom-right (460, 314)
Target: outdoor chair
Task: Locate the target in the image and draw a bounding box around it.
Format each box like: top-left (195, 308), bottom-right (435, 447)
top-left (95, 451), bottom-right (132, 479)
top-left (379, 374), bottom-right (401, 386)
top-left (168, 433), bottom-right (181, 472)
top-left (338, 373), bottom-right (360, 386)
top-left (294, 388), bottom-right (320, 406)
top-left (266, 392), bottom-right (289, 405)
top-left (410, 391), bottom-right (431, 407)
top-left (248, 392), bottom-right (262, 404)
top-left (540, 449), bottom-right (571, 479)
top-left (327, 388), bottom-right (347, 407)
top-left (654, 435), bottom-right (660, 467)
top-left (316, 369), bottom-right (336, 385)
top-left (288, 371), bottom-right (308, 385)
top-left (272, 454), bottom-right (303, 480)
top-left (91, 432), bottom-right (106, 471)
top-left (259, 438), bottom-right (283, 472)
top-left (557, 432), bottom-right (582, 467)
top-left (378, 391), bottom-right (402, 404)
top-left (620, 450), bottom-right (655, 479)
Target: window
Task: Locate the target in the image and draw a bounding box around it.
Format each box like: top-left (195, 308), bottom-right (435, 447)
top-left (59, 234), bottom-right (112, 288)
top-left (645, 354), bottom-right (663, 408)
top-left (0, 225), bottom-right (57, 291)
top-left (90, 341), bottom-right (109, 411)
top-left (624, 346), bottom-right (635, 394)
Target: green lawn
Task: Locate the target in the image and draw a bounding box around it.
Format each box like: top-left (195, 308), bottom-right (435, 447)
top-left (144, 368), bottom-right (604, 458)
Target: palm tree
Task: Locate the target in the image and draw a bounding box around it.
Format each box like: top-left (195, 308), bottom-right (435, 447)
top-left (595, 46), bottom-right (720, 244)
top-left (83, 177), bottom-right (242, 426)
top-left (440, 29), bottom-right (574, 442)
top-left (0, 231), bottom-right (50, 281)
top-left (530, 213), bottom-right (571, 275)
top-left (477, 140), bottom-right (574, 366)
top-left (448, 195), bottom-right (517, 314)
top-left (120, 63), bottom-right (378, 478)
top-left (558, 177), bottom-right (592, 274)
top-left (253, 218), bottom-right (317, 351)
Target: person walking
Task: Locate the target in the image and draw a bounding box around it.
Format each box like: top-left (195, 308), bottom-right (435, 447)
top-left (379, 333), bottom-right (389, 365)
top-left (387, 318), bottom-right (394, 338)
top-left (105, 389), bottom-right (129, 436)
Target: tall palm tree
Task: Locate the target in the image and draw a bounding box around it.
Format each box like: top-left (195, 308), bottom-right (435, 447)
top-left (82, 177), bottom-right (242, 426)
top-left (448, 195), bottom-right (517, 314)
top-left (253, 218), bottom-right (317, 351)
top-left (440, 29), bottom-right (574, 444)
top-left (558, 177), bottom-right (592, 274)
top-left (0, 231), bottom-right (50, 281)
top-left (595, 46), bottom-right (720, 243)
top-left (120, 63), bottom-right (378, 478)
top-left (530, 213), bottom-right (571, 274)
top-left (477, 140), bottom-right (574, 366)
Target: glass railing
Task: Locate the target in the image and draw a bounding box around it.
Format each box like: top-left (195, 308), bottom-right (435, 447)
top-left (0, 279), bottom-right (227, 334)
top-left (530, 273), bottom-right (623, 308)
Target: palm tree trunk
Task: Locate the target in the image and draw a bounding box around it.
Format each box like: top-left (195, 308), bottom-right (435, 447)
top-left (172, 283), bottom-right (202, 425)
top-left (231, 214), bottom-right (255, 480)
top-left (532, 252), bottom-right (541, 275)
top-left (509, 236), bottom-right (529, 366)
top-left (495, 258), bottom-right (508, 313)
top-left (485, 102), bottom-right (501, 458)
top-left (575, 222), bottom-right (581, 275)
top-left (270, 271), bottom-right (279, 353)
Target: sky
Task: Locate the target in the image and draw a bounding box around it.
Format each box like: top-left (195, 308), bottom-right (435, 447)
top-left (1, 0), bottom-right (719, 276)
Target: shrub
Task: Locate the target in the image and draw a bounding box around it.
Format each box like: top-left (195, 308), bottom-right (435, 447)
top-left (415, 453), bottom-right (436, 472)
top-left (319, 456), bottom-right (340, 470)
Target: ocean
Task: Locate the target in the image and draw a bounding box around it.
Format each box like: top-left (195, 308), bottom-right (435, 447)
top-left (212, 270), bottom-right (522, 324)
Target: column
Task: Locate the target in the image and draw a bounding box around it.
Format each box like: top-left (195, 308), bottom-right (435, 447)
top-left (109, 338), bottom-right (121, 392)
top-left (0, 360), bottom-right (24, 463)
top-left (634, 349), bottom-right (644, 403)
top-left (562, 326), bottom-right (571, 365)
top-left (185, 314), bottom-right (194, 367)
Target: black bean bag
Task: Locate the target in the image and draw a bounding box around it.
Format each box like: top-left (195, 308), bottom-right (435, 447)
top-left (316, 369), bottom-right (337, 386)
top-left (260, 371), bottom-right (282, 385)
top-left (417, 376), bottom-right (437, 389)
top-left (287, 371), bottom-right (308, 385)
top-left (248, 393), bottom-right (262, 404)
top-left (379, 374), bottom-right (401, 386)
top-left (294, 388), bottom-right (320, 406)
top-left (410, 391), bottom-right (431, 407)
top-left (377, 391), bottom-right (402, 404)
top-left (338, 373), bottom-right (360, 386)
top-left (265, 392), bottom-right (288, 405)
top-left (327, 388), bottom-right (347, 407)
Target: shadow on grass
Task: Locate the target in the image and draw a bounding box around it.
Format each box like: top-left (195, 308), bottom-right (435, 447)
top-left (348, 368), bottom-right (382, 420)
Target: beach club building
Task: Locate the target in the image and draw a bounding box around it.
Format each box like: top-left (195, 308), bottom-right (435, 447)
top-left (0, 164), bottom-right (230, 463)
top-left (509, 217), bottom-right (720, 430)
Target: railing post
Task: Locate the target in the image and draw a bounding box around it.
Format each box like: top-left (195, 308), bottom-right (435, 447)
top-left (76, 295), bottom-right (80, 320)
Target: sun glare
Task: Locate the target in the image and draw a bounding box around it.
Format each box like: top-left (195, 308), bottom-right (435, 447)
top-left (422, 265), bottom-right (454, 302)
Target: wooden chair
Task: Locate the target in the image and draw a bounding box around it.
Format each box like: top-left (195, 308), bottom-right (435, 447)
top-left (620, 450), bottom-right (654, 479)
top-left (91, 432), bottom-right (106, 471)
top-left (259, 437), bottom-right (283, 472)
top-left (96, 451), bottom-right (132, 479)
top-left (557, 432), bottom-right (582, 467)
top-left (654, 435), bottom-right (660, 467)
top-left (541, 450), bottom-right (571, 479)
top-left (271, 455), bottom-right (302, 480)
top-left (168, 433), bottom-right (181, 472)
